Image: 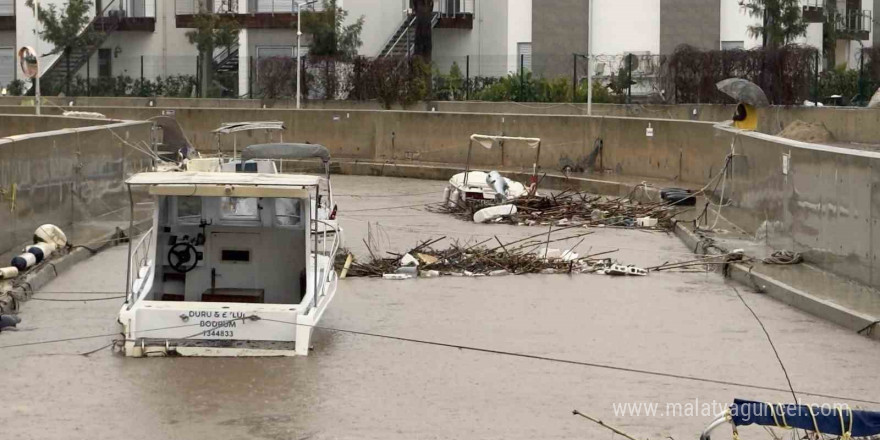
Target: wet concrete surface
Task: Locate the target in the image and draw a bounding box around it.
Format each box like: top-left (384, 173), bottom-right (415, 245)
top-left (2, 175), bottom-right (880, 440)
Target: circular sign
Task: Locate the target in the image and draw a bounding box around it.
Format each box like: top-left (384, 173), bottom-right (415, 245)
top-left (18, 46), bottom-right (39, 79)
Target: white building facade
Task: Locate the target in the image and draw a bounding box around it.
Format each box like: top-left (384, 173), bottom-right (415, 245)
top-left (0, 0), bottom-right (874, 93)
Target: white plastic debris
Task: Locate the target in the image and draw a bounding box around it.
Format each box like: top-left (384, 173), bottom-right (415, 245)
top-left (420, 270), bottom-right (441, 278)
top-left (400, 253), bottom-right (419, 267)
top-left (488, 269), bottom-right (510, 277)
top-left (561, 250), bottom-right (579, 262)
top-left (637, 217), bottom-right (658, 228)
top-left (625, 265), bottom-right (648, 276)
top-left (395, 266), bottom-right (419, 276)
top-left (383, 274), bottom-right (413, 280)
top-left (34, 224), bottom-right (68, 248)
top-left (474, 204), bottom-right (517, 223)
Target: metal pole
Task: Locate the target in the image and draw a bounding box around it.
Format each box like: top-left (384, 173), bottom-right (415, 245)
top-left (35, 0), bottom-right (41, 115)
top-left (813, 50), bottom-right (819, 105)
top-left (586, 0), bottom-right (593, 116)
top-left (86, 57), bottom-right (90, 96)
top-left (296, 1), bottom-right (302, 109)
top-left (465, 54), bottom-right (470, 100)
top-left (572, 53), bottom-right (577, 103)
top-left (519, 54), bottom-right (524, 102)
top-left (627, 55), bottom-right (632, 104)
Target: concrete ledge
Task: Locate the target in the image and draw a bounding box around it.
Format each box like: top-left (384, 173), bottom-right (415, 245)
top-left (673, 222), bottom-right (880, 341)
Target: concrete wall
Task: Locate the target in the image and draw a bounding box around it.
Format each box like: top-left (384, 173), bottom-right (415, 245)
top-left (1, 105), bottom-right (879, 291)
top-left (0, 114), bottom-right (116, 137)
top-left (660, 0), bottom-right (719, 53)
top-left (0, 117), bottom-right (154, 260)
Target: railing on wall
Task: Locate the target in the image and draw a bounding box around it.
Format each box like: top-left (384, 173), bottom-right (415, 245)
top-left (434, 0), bottom-right (474, 17)
top-left (0, 0), bottom-right (13, 16)
top-left (100, 0), bottom-right (156, 18)
top-left (176, 0), bottom-right (324, 14)
top-left (836, 9), bottom-right (872, 37)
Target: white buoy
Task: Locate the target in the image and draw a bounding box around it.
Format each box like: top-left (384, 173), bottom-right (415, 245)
top-left (34, 224), bottom-right (67, 248)
top-left (10, 253), bottom-right (36, 271)
top-left (26, 242), bottom-right (56, 263)
top-left (473, 204), bottom-right (517, 223)
top-left (0, 266), bottom-right (19, 279)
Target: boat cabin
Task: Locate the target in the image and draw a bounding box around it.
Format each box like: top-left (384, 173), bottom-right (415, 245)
top-left (118, 172), bottom-right (339, 357)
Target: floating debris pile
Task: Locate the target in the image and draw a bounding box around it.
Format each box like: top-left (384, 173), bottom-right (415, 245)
top-left (335, 231), bottom-right (651, 279)
top-left (432, 188), bottom-right (680, 230)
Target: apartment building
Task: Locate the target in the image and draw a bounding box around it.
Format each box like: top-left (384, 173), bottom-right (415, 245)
top-left (0, 0), bottom-right (874, 93)
top-left (533, 0), bottom-right (875, 79)
top-left (0, 0), bottom-right (529, 94)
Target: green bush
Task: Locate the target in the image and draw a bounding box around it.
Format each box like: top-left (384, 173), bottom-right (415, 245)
top-left (5, 79), bottom-right (25, 96)
top-left (818, 65), bottom-right (860, 105)
top-left (32, 74), bottom-right (199, 98)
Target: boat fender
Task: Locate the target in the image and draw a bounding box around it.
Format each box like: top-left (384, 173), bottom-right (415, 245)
top-left (0, 266), bottom-right (19, 279)
top-left (33, 224), bottom-right (68, 248)
top-left (26, 242), bottom-right (56, 263)
top-left (11, 253), bottom-right (37, 271)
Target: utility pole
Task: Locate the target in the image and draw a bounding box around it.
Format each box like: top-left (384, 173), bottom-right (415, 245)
top-left (35, 0), bottom-right (41, 115)
top-left (587, 0), bottom-right (593, 116)
top-left (295, 0), bottom-right (317, 109)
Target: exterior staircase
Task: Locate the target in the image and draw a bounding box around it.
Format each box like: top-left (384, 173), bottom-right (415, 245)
top-left (39, 1), bottom-right (121, 93)
top-left (377, 12), bottom-right (440, 60)
top-left (213, 43), bottom-right (239, 73)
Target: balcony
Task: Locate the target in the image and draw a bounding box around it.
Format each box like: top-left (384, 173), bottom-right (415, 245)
top-left (835, 9), bottom-right (872, 41)
top-left (434, 0), bottom-right (474, 29)
top-left (801, 0), bottom-right (824, 23)
top-left (95, 0), bottom-right (157, 32)
top-left (0, 0), bottom-right (14, 31)
top-left (175, 0), bottom-right (322, 29)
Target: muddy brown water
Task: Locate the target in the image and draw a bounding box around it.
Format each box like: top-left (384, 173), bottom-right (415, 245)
top-left (2, 176), bottom-right (878, 440)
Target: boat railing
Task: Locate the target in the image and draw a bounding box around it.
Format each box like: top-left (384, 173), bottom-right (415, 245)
top-left (126, 227), bottom-right (154, 305)
top-left (311, 218), bottom-right (340, 309)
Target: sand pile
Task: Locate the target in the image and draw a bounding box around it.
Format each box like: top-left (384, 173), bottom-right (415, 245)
top-left (777, 120), bottom-right (834, 144)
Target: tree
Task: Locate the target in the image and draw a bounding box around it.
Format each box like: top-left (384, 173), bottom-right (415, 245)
top-left (185, 1), bottom-right (241, 98)
top-left (412, 0), bottom-right (434, 61)
top-left (26, 0), bottom-right (100, 56)
top-left (740, 0), bottom-right (808, 48)
top-left (302, 0), bottom-right (364, 60)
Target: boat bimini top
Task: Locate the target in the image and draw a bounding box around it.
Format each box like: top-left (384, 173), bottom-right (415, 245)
top-left (701, 399), bottom-right (880, 440)
top-left (212, 121), bottom-right (286, 134)
top-left (242, 143), bottom-right (332, 179)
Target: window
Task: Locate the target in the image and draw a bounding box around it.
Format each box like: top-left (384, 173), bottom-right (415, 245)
top-left (0, 48), bottom-right (13, 90)
top-left (177, 197), bottom-right (202, 224)
top-left (517, 42), bottom-right (532, 73)
top-left (220, 197), bottom-right (260, 221)
top-left (221, 250), bottom-right (251, 262)
top-left (721, 41), bottom-right (745, 51)
top-left (275, 198), bottom-right (303, 227)
top-left (98, 48), bottom-right (112, 78)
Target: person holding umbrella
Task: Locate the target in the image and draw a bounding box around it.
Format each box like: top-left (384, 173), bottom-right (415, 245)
top-left (717, 78), bottom-right (770, 131)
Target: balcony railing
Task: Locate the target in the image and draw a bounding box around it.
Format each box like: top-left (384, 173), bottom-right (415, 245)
top-left (434, 0), bottom-right (474, 17)
top-left (835, 9), bottom-right (872, 40)
top-left (100, 0), bottom-right (156, 18)
top-left (175, 0), bottom-right (323, 15)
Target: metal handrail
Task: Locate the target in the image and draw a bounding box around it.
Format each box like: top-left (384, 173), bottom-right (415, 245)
top-left (382, 15), bottom-right (417, 58)
top-left (126, 227), bottom-right (154, 304)
top-left (311, 218), bottom-right (339, 307)
top-left (836, 9), bottom-right (873, 34)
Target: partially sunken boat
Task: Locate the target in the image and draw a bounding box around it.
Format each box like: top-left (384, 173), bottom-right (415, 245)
top-left (118, 171), bottom-right (340, 357)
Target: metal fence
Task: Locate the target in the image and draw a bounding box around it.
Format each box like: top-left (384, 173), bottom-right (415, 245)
top-left (100, 0), bottom-right (156, 18)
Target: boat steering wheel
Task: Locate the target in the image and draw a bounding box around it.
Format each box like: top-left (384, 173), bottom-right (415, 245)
top-left (168, 242), bottom-right (199, 273)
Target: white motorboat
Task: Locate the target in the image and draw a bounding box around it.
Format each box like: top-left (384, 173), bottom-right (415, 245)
top-left (444, 134), bottom-right (542, 206)
top-left (118, 172), bottom-right (340, 357)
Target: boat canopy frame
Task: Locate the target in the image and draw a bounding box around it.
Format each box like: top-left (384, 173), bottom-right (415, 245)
top-left (211, 121), bottom-right (287, 158)
top-left (464, 134), bottom-right (542, 187)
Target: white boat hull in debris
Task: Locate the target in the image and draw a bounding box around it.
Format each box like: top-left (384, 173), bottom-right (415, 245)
top-left (445, 171), bottom-right (528, 206)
